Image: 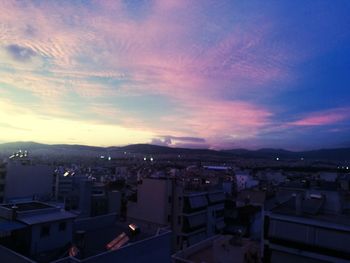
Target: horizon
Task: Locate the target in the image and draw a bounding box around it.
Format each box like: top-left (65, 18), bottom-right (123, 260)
top-left (0, 140), bottom-right (349, 153)
top-left (1, 1), bottom-right (350, 149)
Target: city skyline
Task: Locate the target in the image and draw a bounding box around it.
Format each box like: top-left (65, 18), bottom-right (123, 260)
top-left (1, 1), bottom-right (350, 150)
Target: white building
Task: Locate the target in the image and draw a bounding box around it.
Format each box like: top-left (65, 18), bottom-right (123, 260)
top-left (0, 201), bottom-right (76, 261)
top-left (235, 171), bottom-right (258, 192)
top-left (2, 158), bottom-right (53, 202)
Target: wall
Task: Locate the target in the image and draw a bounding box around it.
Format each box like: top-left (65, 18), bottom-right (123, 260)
top-left (74, 213), bottom-right (118, 232)
top-left (0, 245), bottom-right (35, 263)
top-left (31, 220), bottom-right (73, 254)
top-left (82, 231), bottom-right (172, 263)
top-left (271, 250), bottom-right (328, 263)
top-left (268, 218), bottom-right (350, 253)
top-left (108, 191), bottom-right (121, 214)
top-left (127, 178), bottom-right (170, 226)
top-left (4, 162), bottom-right (53, 201)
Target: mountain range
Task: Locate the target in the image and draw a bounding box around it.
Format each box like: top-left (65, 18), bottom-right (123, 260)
top-left (0, 141), bottom-right (349, 161)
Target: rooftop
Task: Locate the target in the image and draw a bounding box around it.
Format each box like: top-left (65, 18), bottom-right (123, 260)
top-left (0, 201), bottom-right (77, 225)
top-left (2, 202), bottom-right (52, 212)
top-left (0, 218), bottom-right (26, 233)
top-left (172, 235), bottom-right (260, 263)
top-left (270, 197), bottom-right (350, 228)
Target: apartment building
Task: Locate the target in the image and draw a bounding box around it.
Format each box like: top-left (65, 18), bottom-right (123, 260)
top-left (0, 201), bottom-right (76, 262)
top-left (127, 177), bottom-right (225, 251)
top-left (54, 171), bottom-right (121, 218)
top-left (0, 154), bottom-right (53, 202)
top-left (264, 190), bottom-right (350, 263)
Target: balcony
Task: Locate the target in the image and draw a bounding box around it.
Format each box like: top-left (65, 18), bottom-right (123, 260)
top-left (208, 192), bottom-right (225, 204)
top-left (266, 216), bottom-right (350, 258)
top-left (182, 211), bottom-right (207, 234)
top-left (183, 195), bottom-right (208, 214)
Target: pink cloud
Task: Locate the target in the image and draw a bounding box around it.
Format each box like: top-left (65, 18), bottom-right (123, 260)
top-left (289, 108), bottom-right (350, 126)
top-left (0, 1), bottom-right (304, 147)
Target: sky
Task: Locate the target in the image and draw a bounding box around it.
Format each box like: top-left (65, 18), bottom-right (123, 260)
top-left (0, 0), bottom-right (350, 150)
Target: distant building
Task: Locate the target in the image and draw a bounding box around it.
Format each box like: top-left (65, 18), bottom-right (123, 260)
top-left (54, 171), bottom-right (121, 218)
top-left (235, 171), bottom-right (259, 192)
top-left (319, 172), bottom-right (338, 182)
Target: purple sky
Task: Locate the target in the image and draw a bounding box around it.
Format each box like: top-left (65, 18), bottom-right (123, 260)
top-left (1, 0), bottom-right (350, 150)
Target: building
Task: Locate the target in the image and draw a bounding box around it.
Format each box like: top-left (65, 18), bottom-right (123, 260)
top-left (235, 171), bottom-right (259, 192)
top-left (172, 234), bottom-right (260, 263)
top-left (0, 201), bottom-right (76, 262)
top-left (127, 177), bottom-right (226, 251)
top-left (264, 190), bottom-right (350, 262)
top-left (0, 201), bottom-right (172, 263)
top-left (1, 154), bottom-right (53, 202)
top-left (54, 171), bottom-right (121, 218)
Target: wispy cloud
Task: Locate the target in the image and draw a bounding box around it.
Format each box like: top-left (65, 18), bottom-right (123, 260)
top-left (0, 1), bottom-right (349, 149)
top-left (289, 108), bottom-right (350, 126)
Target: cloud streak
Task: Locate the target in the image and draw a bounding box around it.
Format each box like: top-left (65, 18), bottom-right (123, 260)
top-left (289, 108), bottom-right (350, 126)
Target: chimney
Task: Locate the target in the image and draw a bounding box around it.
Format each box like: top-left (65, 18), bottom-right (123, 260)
top-left (295, 193), bottom-right (303, 216)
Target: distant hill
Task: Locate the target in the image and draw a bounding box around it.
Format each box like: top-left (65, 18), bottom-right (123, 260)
top-left (117, 144), bottom-right (223, 156)
top-left (223, 147), bottom-right (350, 161)
top-left (0, 142), bottom-right (223, 158)
top-left (0, 141), bottom-right (349, 161)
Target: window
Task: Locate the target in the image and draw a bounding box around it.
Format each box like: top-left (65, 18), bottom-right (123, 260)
top-left (59, 222), bottom-right (67, 232)
top-left (41, 225), bottom-right (50, 237)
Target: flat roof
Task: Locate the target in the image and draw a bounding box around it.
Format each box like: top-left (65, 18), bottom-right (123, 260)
top-left (2, 202), bottom-right (52, 212)
top-left (18, 211), bottom-right (77, 225)
top-left (173, 235), bottom-right (259, 263)
top-left (270, 198), bottom-right (350, 228)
